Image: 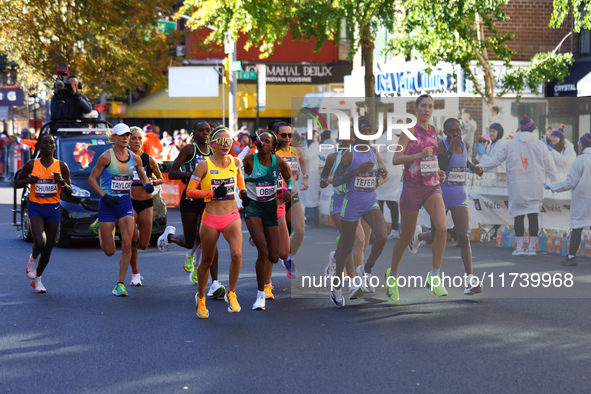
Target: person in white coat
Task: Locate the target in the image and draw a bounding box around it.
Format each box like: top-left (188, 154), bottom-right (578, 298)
top-left (548, 133), bottom-right (591, 266)
top-left (375, 131), bottom-right (403, 238)
top-left (546, 126), bottom-right (576, 174)
top-left (477, 115), bottom-right (558, 256)
top-left (475, 123), bottom-right (506, 173)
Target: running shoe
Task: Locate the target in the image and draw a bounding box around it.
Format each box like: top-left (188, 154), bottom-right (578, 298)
top-left (157, 226), bottom-right (176, 252)
top-left (31, 276), bottom-right (46, 293)
top-left (248, 236), bottom-right (255, 247)
top-left (130, 273), bottom-right (143, 287)
top-left (524, 246), bottom-right (537, 256)
top-left (561, 256), bottom-right (577, 266)
top-left (324, 251), bottom-right (336, 277)
top-left (190, 268), bottom-right (199, 285)
top-left (464, 274), bottom-right (483, 295)
top-left (385, 268), bottom-right (399, 301)
top-left (207, 280), bottom-right (226, 298)
top-left (252, 295), bottom-right (266, 310)
top-left (26, 253), bottom-right (39, 279)
top-left (89, 218), bottom-right (100, 238)
top-left (112, 283), bottom-right (128, 297)
top-left (388, 230), bottom-right (400, 239)
top-left (225, 291), bottom-right (241, 313)
top-left (355, 264), bottom-right (375, 293)
top-left (407, 225), bottom-right (422, 254)
top-left (330, 288), bottom-right (345, 308)
top-left (349, 285), bottom-right (364, 300)
top-left (426, 273), bottom-right (448, 297)
top-left (195, 294), bottom-right (209, 319)
top-left (282, 257), bottom-right (298, 279)
top-left (183, 253), bottom-right (195, 273)
top-left (512, 247), bottom-right (526, 256)
top-left (264, 284), bottom-right (274, 300)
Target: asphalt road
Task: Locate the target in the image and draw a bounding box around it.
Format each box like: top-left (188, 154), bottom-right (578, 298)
top-left (1, 184), bottom-right (590, 393)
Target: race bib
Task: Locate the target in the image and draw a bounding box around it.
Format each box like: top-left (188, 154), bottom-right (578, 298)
top-left (353, 173), bottom-right (376, 192)
top-left (111, 175), bottom-right (132, 194)
top-left (447, 167), bottom-right (466, 186)
top-left (420, 155), bottom-right (438, 177)
top-left (211, 178), bottom-right (235, 200)
top-left (35, 179), bottom-right (58, 198)
top-left (285, 158), bottom-right (298, 176)
top-left (255, 181), bottom-right (277, 201)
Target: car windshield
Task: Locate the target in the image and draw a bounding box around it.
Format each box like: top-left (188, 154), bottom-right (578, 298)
top-left (60, 137), bottom-right (111, 174)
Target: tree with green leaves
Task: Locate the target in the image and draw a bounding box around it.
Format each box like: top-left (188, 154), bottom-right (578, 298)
top-left (0, 0), bottom-right (181, 99)
top-left (386, 0), bottom-right (575, 102)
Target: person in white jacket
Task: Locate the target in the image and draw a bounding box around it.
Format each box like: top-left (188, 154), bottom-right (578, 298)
top-left (475, 123), bottom-right (506, 173)
top-left (546, 126), bottom-right (576, 174)
top-left (548, 133), bottom-right (591, 266)
top-left (477, 115), bottom-right (558, 256)
top-left (375, 131), bottom-right (403, 238)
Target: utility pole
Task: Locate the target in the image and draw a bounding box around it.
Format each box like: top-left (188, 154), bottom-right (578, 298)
top-left (225, 36), bottom-right (238, 133)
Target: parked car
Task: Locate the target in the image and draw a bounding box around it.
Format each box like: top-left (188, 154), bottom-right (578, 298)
top-left (13, 121), bottom-right (167, 247)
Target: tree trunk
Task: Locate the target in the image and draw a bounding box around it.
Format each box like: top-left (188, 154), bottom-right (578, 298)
top-left (362, 26), bottom-right (376, 129)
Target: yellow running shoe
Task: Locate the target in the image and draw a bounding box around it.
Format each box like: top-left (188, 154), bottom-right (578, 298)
top-left (264, 284), bottom-right (274, 300)
top-left (385, 268), bottom-right (399, 301)
top-left (224, 290), bottom-right (241, 313)
top-left (184, 253), bottom-right (195, 273)
top-left (195, 294), bottom-right (209, 319)
top-left (426, 273), bottom-right (448, 297)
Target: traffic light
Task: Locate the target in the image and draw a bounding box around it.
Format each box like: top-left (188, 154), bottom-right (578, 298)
top-left (222, 56), bottom-right (230, 85)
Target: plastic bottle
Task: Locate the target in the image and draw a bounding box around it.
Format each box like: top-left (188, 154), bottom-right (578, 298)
top-left (553, 232), bottom-right (562, 254)
top-left (585, 232), bottom-right (591, 256)
top-left (505, 228), bottom-right (515, 248)
top-left (560, 233), bottom-right (568, 256)
top-left (496, 229), bottom-right (503, 247)
top-left (546, 232), bottom-right (554, 253)
top-left (537, 230), bottom-right (546, 253)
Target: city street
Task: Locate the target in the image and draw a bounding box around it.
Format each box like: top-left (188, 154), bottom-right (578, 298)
top-left (1, 184), bottom-right (590, 393)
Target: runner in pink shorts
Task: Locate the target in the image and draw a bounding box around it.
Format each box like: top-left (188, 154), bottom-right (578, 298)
top-left (386, 94), bottom-right (448, 302)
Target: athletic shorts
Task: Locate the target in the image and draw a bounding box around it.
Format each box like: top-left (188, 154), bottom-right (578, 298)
top-left (277, 203), bottom-right (286, 218)
top-left (201, 208), bottom-right (240, 233)
top-left (245, 200), bottom-right (278, 227)
top-left (441, 184), bottom-right (468, 211)
top-left (330, 194), bottom-right (345, 216)
top-left (98, 194), bottom-right (134, 222)
top-left (340, 196), bottom-right (380, 222)
top-left (399, 183), bottom-right (442, 212)
top-left (179, 189), bottom-right (206, 214)
top-left (28, 201), bottom-right (60, 223)
top-left (285, 192), bottom-right (300, 212)
top-left (132, 198), bottom-right (154, 214)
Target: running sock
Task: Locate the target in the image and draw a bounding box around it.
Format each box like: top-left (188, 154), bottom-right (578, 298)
top-left (265, 282), bottom-right (272, 287)
top-left (431, 269), bottom-right (440, 277)
top-left (568, 254), bottom-right (575, 259)
top-left (516, 237), bottom-right (524, 249)
top-left (118, 281), bottom-right (124, 285)
top-left (132, 270), bottom-right (139, 274)
top-left (288, 253), bottom-right (293, 260)
top-left (392, 271), bottom-right (399, 279)
top-left (194, 244), bottom-right (202, 265)
top-left (257, 290), bottom-right (265, 298)
top-left (187, 243), bottom-right (199, 257)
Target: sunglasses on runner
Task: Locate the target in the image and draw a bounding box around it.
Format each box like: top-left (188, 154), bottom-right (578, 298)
top-left (212, 137), bottom-right (233, 146)
top-left (280, 133), bottom-right (292, 139)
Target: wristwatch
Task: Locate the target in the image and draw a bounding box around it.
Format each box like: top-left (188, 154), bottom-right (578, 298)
top-left (303, 174), bottom-right (309, 180)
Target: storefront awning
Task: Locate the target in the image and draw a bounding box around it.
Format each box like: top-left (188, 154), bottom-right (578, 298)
top-left (547, 58), bottom-right (591, 97)
top-left (126, 84), bottom-right (316, 119)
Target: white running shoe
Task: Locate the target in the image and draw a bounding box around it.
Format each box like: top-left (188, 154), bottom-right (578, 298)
top-left (355, 265), bottom-right (375, 293)
top-left (157, 226), bottom-right (176, 252)
top-left (407, 225), bottom-right (422, 254)
top-left (330, 288), bottom-right (345, 308)
top-left (512, 247), bottom-right (526, 256)
top-left (325, 251), bottom-right (336, 277)
top-left (349, 285), bottom-right (364, 300)
top-left (252, 295), bottom-right (266, 310)
top-left (207, 280), bottom-right (226, 298)
top-left (524, 246), bottom-right (537, 256)
top-left (388, 230), bottom-right (400, 239)
top-left (464, 275), bottom-right (483, 295)
top-left (31, 276), bottom-right (46, 293)
top-left (130, 273), bottom-right (143, 287)
top-left (26, 254), bottom-right (39, 279)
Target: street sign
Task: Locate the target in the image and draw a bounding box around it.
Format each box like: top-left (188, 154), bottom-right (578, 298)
top-left (237, 71), bottom-right (257, 80)
top-left (95, 104), bottom-right (107, 113)
top-left (0, 87), bottom-right (24, 106)
top-left (157, 20), bottom-right (176, 34)
top-left (232, 61), bottom-right (242, 72)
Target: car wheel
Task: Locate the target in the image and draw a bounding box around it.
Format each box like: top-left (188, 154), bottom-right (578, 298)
top-left (150, 232), bottom-right (163, 247)
top-left (21, 203), bottom-right (33, 243)
top-left (55, 223), bottom-right (71, 248)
